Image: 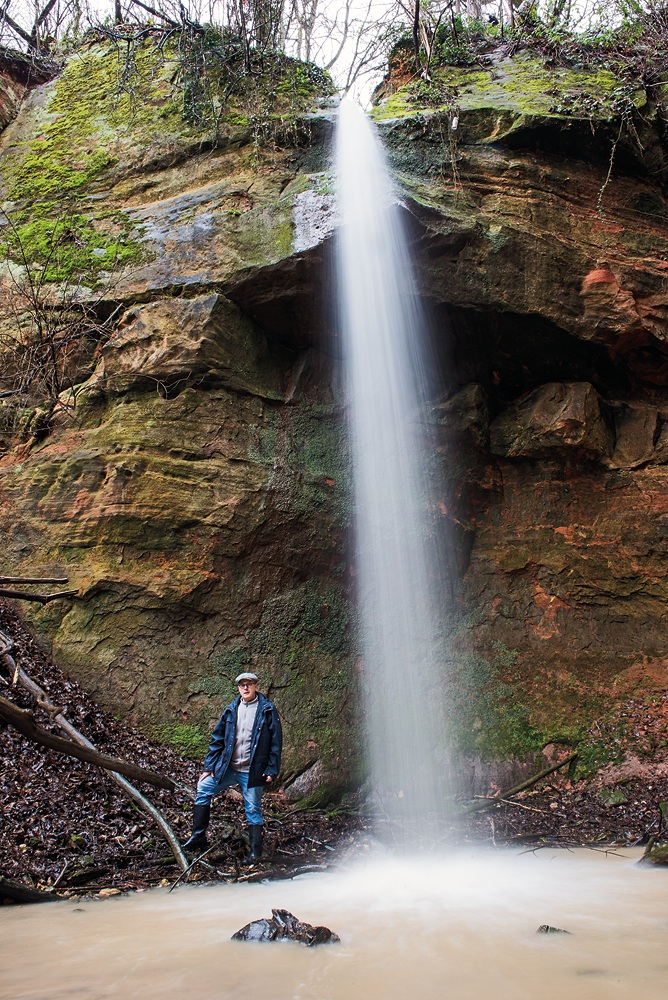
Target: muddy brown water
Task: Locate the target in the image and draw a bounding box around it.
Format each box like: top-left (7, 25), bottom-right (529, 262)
top-left (3, 849), bottom-right (668, 1000)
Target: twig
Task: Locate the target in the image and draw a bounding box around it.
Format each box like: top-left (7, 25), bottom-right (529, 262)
top-left (0, 587), bottom-right (79, 604)
top-left (167, 842), bottom-right (223, 892)
top-left (491, 797), bottom-right (548, 814)
top-left (53, 860), bottom-right (73, 889)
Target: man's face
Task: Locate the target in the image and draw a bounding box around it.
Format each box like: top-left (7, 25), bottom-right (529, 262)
top-left (238, 680), bottom-right (258, 703)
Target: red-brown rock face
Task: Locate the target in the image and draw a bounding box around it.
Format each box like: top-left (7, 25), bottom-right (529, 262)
top-left (373, 51), bottom-right (668, 770)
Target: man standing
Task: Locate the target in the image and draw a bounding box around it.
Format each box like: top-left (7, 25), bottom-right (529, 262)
top-left (182, 672), bottom-right (282, 862)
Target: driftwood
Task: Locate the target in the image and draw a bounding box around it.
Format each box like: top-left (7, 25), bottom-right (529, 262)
top-left (0, 628), bottom-right (190, 873)
top-left (0, 695), bottom-right (176, 790)
top-left (0, 875), bottom-right (58, 904)
top-left (460, 752), bottom-right (579, 816)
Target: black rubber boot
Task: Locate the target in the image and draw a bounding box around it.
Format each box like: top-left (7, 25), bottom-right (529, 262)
top-left (182, 803), bottom-right (210, 853)
top-left (243, 824), bottom-right (263, 864)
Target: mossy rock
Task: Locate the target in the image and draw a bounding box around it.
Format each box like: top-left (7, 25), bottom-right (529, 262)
top-left (372, 50), bottom-right (644, 126)
top-left (0, 37), bottom-right (334, 286)
top-left (640, 842), bottom-right (668, 866)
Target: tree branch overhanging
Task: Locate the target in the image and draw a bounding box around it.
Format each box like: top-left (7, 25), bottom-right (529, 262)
top-left (0, 694), bottom-right (177, 790)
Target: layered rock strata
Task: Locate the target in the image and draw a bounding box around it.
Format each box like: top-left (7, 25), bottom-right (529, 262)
top-left (2, 38), bottom-right (668, 793)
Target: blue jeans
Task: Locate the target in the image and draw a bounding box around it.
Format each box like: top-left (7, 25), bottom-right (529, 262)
top-left (195, 768), bottom-right (264, 825)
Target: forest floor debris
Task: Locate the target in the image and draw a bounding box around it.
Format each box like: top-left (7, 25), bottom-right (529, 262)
top-left (3, 598), bottom-right (668, 901)
top-left (0, 602), bottom-right (365, 898)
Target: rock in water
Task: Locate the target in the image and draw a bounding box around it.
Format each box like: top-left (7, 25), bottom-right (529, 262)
top-left (639, 843), bottom-right (668, 866)
top-left (232, 908), bottom-right (340, 946)
top-left (537, 924), bottom-right (571, 934)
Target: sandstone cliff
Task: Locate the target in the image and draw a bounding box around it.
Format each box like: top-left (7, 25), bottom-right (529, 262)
top-left (0, 38), bottom-right (350, 797)
top-left (2, 34), bottom-right (668, 796)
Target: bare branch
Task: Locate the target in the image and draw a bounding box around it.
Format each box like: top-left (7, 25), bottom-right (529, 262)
top-left (0, 695), bottom-right (178, 790)
top-left (0, 587), bottom-right (79, 603)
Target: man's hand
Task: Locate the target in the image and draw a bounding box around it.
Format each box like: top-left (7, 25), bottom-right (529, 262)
top-left (199, 770), bottom-right (212, 782)
top-left (263, 774), bottom-right (273, 783)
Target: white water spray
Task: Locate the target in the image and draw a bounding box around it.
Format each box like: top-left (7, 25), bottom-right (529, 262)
top-left (336, 98), bottom-right (449, 844)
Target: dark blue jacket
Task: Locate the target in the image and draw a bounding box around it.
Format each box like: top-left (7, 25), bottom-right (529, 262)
top-left (203, 693), bottom-right (282, 788)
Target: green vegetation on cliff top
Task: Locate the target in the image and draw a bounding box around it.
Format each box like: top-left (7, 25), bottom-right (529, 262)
top-left (0, 34), bottom-right (332, 283)
top-left (372, 49), bottom-right (643, 123)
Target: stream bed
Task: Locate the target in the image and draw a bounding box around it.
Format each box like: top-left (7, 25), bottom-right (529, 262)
top-left (3, 848), bottom-right (668, 1000)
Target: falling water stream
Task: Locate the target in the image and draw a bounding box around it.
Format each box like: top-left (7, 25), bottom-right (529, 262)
top-left (336, 97), bottom-right (448, 842)
top-left (3, 103), bottom-right (668, 999)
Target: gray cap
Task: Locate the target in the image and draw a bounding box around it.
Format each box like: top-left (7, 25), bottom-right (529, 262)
top-left (235, 672), bottom-right (259, 684)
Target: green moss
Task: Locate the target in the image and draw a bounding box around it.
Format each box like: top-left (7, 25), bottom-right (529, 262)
top-left (224, 110), bottom-right (249, 129)
top-left (153, 722), bottom-right (210, 759)
top-left (1, 45), bottom-right (168, 280)
top-left (372, 51), bottom-right (644, 125)
top-left (1, 39), bottom-right (333, 282)
top-left (1, 212), bottom-right (143, 283)
top-left (445, 643), bottom-right (544, 759)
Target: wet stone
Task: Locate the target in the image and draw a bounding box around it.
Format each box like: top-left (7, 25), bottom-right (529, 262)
top-left (639, 843), bottom-right (668, 866)
top-left (232, 908), bottom-right (340, 946)
top-left (598, 788), bottom-right (629, 808)
top-left (537, 925), bottom-right (571, 934)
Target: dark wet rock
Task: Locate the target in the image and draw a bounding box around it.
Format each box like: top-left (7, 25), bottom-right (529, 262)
top-left (0, 876), bottom-right (57, 905)
top-left (232, 908), bottom-right (341, 946)
top-left (608, 403), bottom-right (660, 469)
top-left (433, 383), bottom-right (490, 452)
top-left (489, 382), bottom-right (614, 461)
top-left (284, 759), bottom-right (326, 801)
top-left (598, 787), bottom-right (629, 808)
top-left (537, 924), bottom-right (571, 934)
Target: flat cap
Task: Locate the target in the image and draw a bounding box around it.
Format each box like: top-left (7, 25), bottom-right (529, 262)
top-left (235, 671), bottom-right (259, 684)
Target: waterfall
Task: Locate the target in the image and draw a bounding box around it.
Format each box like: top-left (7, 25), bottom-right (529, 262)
top-left (335, 98), bottom-right (450, 846)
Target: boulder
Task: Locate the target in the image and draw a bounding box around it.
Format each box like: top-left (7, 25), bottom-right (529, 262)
top-left (86, 293), bottom-right (282, 399)
top-left (232, 908), bottom-right (340, 946)
top-left (639, 843), bottom-right (668, 866)
top-left (608, 403), bottom-right (659, 469)
top-left (489, 382), bottom-right (614, 460)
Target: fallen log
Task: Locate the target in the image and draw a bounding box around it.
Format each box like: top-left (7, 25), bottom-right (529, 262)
top-left (459, 752), bottom-right (579, 816)
top-left (0, 628), bottom-right (190, 873)
top-left (0, 695), bottom-right (176, 790)
top-left (0, 876), bottom-right (57, 904)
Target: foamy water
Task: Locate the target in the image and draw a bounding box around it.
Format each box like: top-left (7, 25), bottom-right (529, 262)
top-left (3, 850), bottom-right (668, 1000)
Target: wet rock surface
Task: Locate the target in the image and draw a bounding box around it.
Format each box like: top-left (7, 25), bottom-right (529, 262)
top-left (639, 843), bottom-right (668, 866)
top-left (232, 908), bottom-right (340, 945)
